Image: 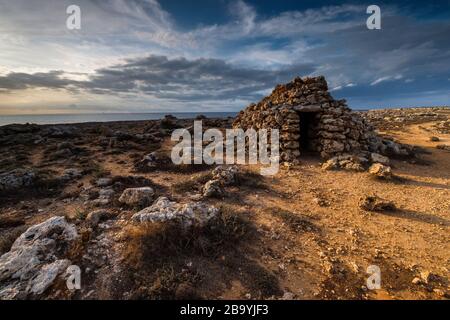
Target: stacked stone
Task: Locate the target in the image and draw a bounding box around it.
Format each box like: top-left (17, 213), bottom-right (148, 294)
top-left (233, 76), bottom-right (383, 161)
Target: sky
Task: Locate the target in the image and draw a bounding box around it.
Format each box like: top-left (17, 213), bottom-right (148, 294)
top-left (0, 0), bottom-right (449, 114)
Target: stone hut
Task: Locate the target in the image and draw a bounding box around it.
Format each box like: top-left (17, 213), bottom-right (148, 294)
top-left (233, 76), bottom-right (391, 162)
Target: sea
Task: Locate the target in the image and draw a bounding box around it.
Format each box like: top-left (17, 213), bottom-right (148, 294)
top-left (0, 112), bottom-right (237, 127)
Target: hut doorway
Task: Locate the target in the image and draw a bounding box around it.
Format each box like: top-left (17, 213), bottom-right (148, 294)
top-left (298, 112), bottom-right (319, 153)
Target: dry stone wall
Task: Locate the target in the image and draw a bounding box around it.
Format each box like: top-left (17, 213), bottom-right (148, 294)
top-left (233, 76), bottom-right (392, 162)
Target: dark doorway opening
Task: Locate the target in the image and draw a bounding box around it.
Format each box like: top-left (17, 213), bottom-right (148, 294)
top-left (298, 112), bottom-right (319, 153)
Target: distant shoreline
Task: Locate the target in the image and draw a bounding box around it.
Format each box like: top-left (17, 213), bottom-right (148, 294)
top-left (0, 112), bottom-right (237, 127)
top-left (1, 107), bottom-right (449, 127)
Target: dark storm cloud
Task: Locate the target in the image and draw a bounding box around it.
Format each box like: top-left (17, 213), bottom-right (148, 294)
top-left (0, 71), bottom-right (78, 91)
top-left (88, 55), bottom-right (317, 100)
top-left (0, 55), bottom-right (317, 101)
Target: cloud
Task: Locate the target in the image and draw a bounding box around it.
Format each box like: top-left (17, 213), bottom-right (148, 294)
top-left (0, 0), bottom-right (174, 35)
top-left (0, 71), bottom-right (78, 91)
top-left (370, 75), bottom-right (403, 86)
top-left (0, 55), bottom-right (317, 102)
top-left (330, 83), bottom-right (357, 91)
top-left (228, 0), bottom-right (257, 35)
top-left (0, 0), bottom-right (450, 111)
top-left (371, 76), bottom-right (392, 86)
top-left (87, 55), bottom-right (317, 101)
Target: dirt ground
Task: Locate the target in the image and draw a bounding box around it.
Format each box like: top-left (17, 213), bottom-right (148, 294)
top-left (0, 109), bottom-right (449, 300)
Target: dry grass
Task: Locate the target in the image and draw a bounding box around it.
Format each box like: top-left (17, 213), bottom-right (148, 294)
top-left (233, 169), bottom-right (267, 189)
top-left (124, 205), bottom-right (253, 265)
top-left (82, 161), bottom-right (110, 179)
top-left (120, 204), bottom-right (257, 299)
top-left (171, 171), bottom-right (213, 194)
top-left (137, 265), bottom-right (203, 300)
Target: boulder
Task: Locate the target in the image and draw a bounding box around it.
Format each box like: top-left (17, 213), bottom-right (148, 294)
top-left (132, 197), bottom-right (219, 227)
top-left (340, 160), bottom-right (365, 172)
top-left (0, 216), bottom-right (77, 298)
top-left (92, 188), bottom-right (115, 206)
top-left (202, 179), bottom-right (223, 197)
top-left (321, 158), bottom-right (339, 171)
top-left (27, 259), bottom-right (71, 295)
top-left (419, 271), bottom-right (438, 284)
top-left (202, 165), bottom-right (239, 197)
top-left (86, 210), bottom-right (110, 227)
top-left (0, 169), bottom-right (36, 192)
top-left (119, 187), bottom-right (155, 206)
top-left (212, 165), bottom-right (239, 185)
top-left (359, 195), bottom-right (396, 212)
top-left (322, 156), bottom-right (364, 171)
top-left (369, 163), bottom-right (392, 179)
top-left (134, 152), bottom-right (170, 171)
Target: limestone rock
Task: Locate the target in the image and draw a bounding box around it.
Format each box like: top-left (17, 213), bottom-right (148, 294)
top-left (322, 155), bottom-right (365, 172)
top-left (119, 187), bottom-right (155, 207)
top-left (369, 163), bottom-right (392, 179)
top-left (137, 152), bottom-right (157, 168)
top-left (0, 216), bottom-right (77, 297)
top-left (92, 188), bottom-right (115, 206)
top-left (321, 159), bottom-right (339, 171)
top-left (134, 152), bottom-right (171, 171)
top-left (202, 165), bottom-right (239, 197)
top-left (212, 165), bottom-right (239, 185)
top-left (27, 259), bottom-right (71, 295)
top-left (132, 197), bottom-right (219, 227)
top-left (359, 195), bottom-right (396, 212)
top-left (0, 284), bottom-right (22, 300)
top-left (202, 179), bottom-right (223, 197)
top-left (340, 160), bottom-right (365, 172)
top-left (419, 271), bottom-right (438, 284)
top-left (86, 210), bottom-right (111, 227)
top-left (0, 169), bottom-right (36, 192)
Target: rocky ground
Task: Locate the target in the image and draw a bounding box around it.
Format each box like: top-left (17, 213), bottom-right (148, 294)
top-left (0, 108), bottom-right (449, 300)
